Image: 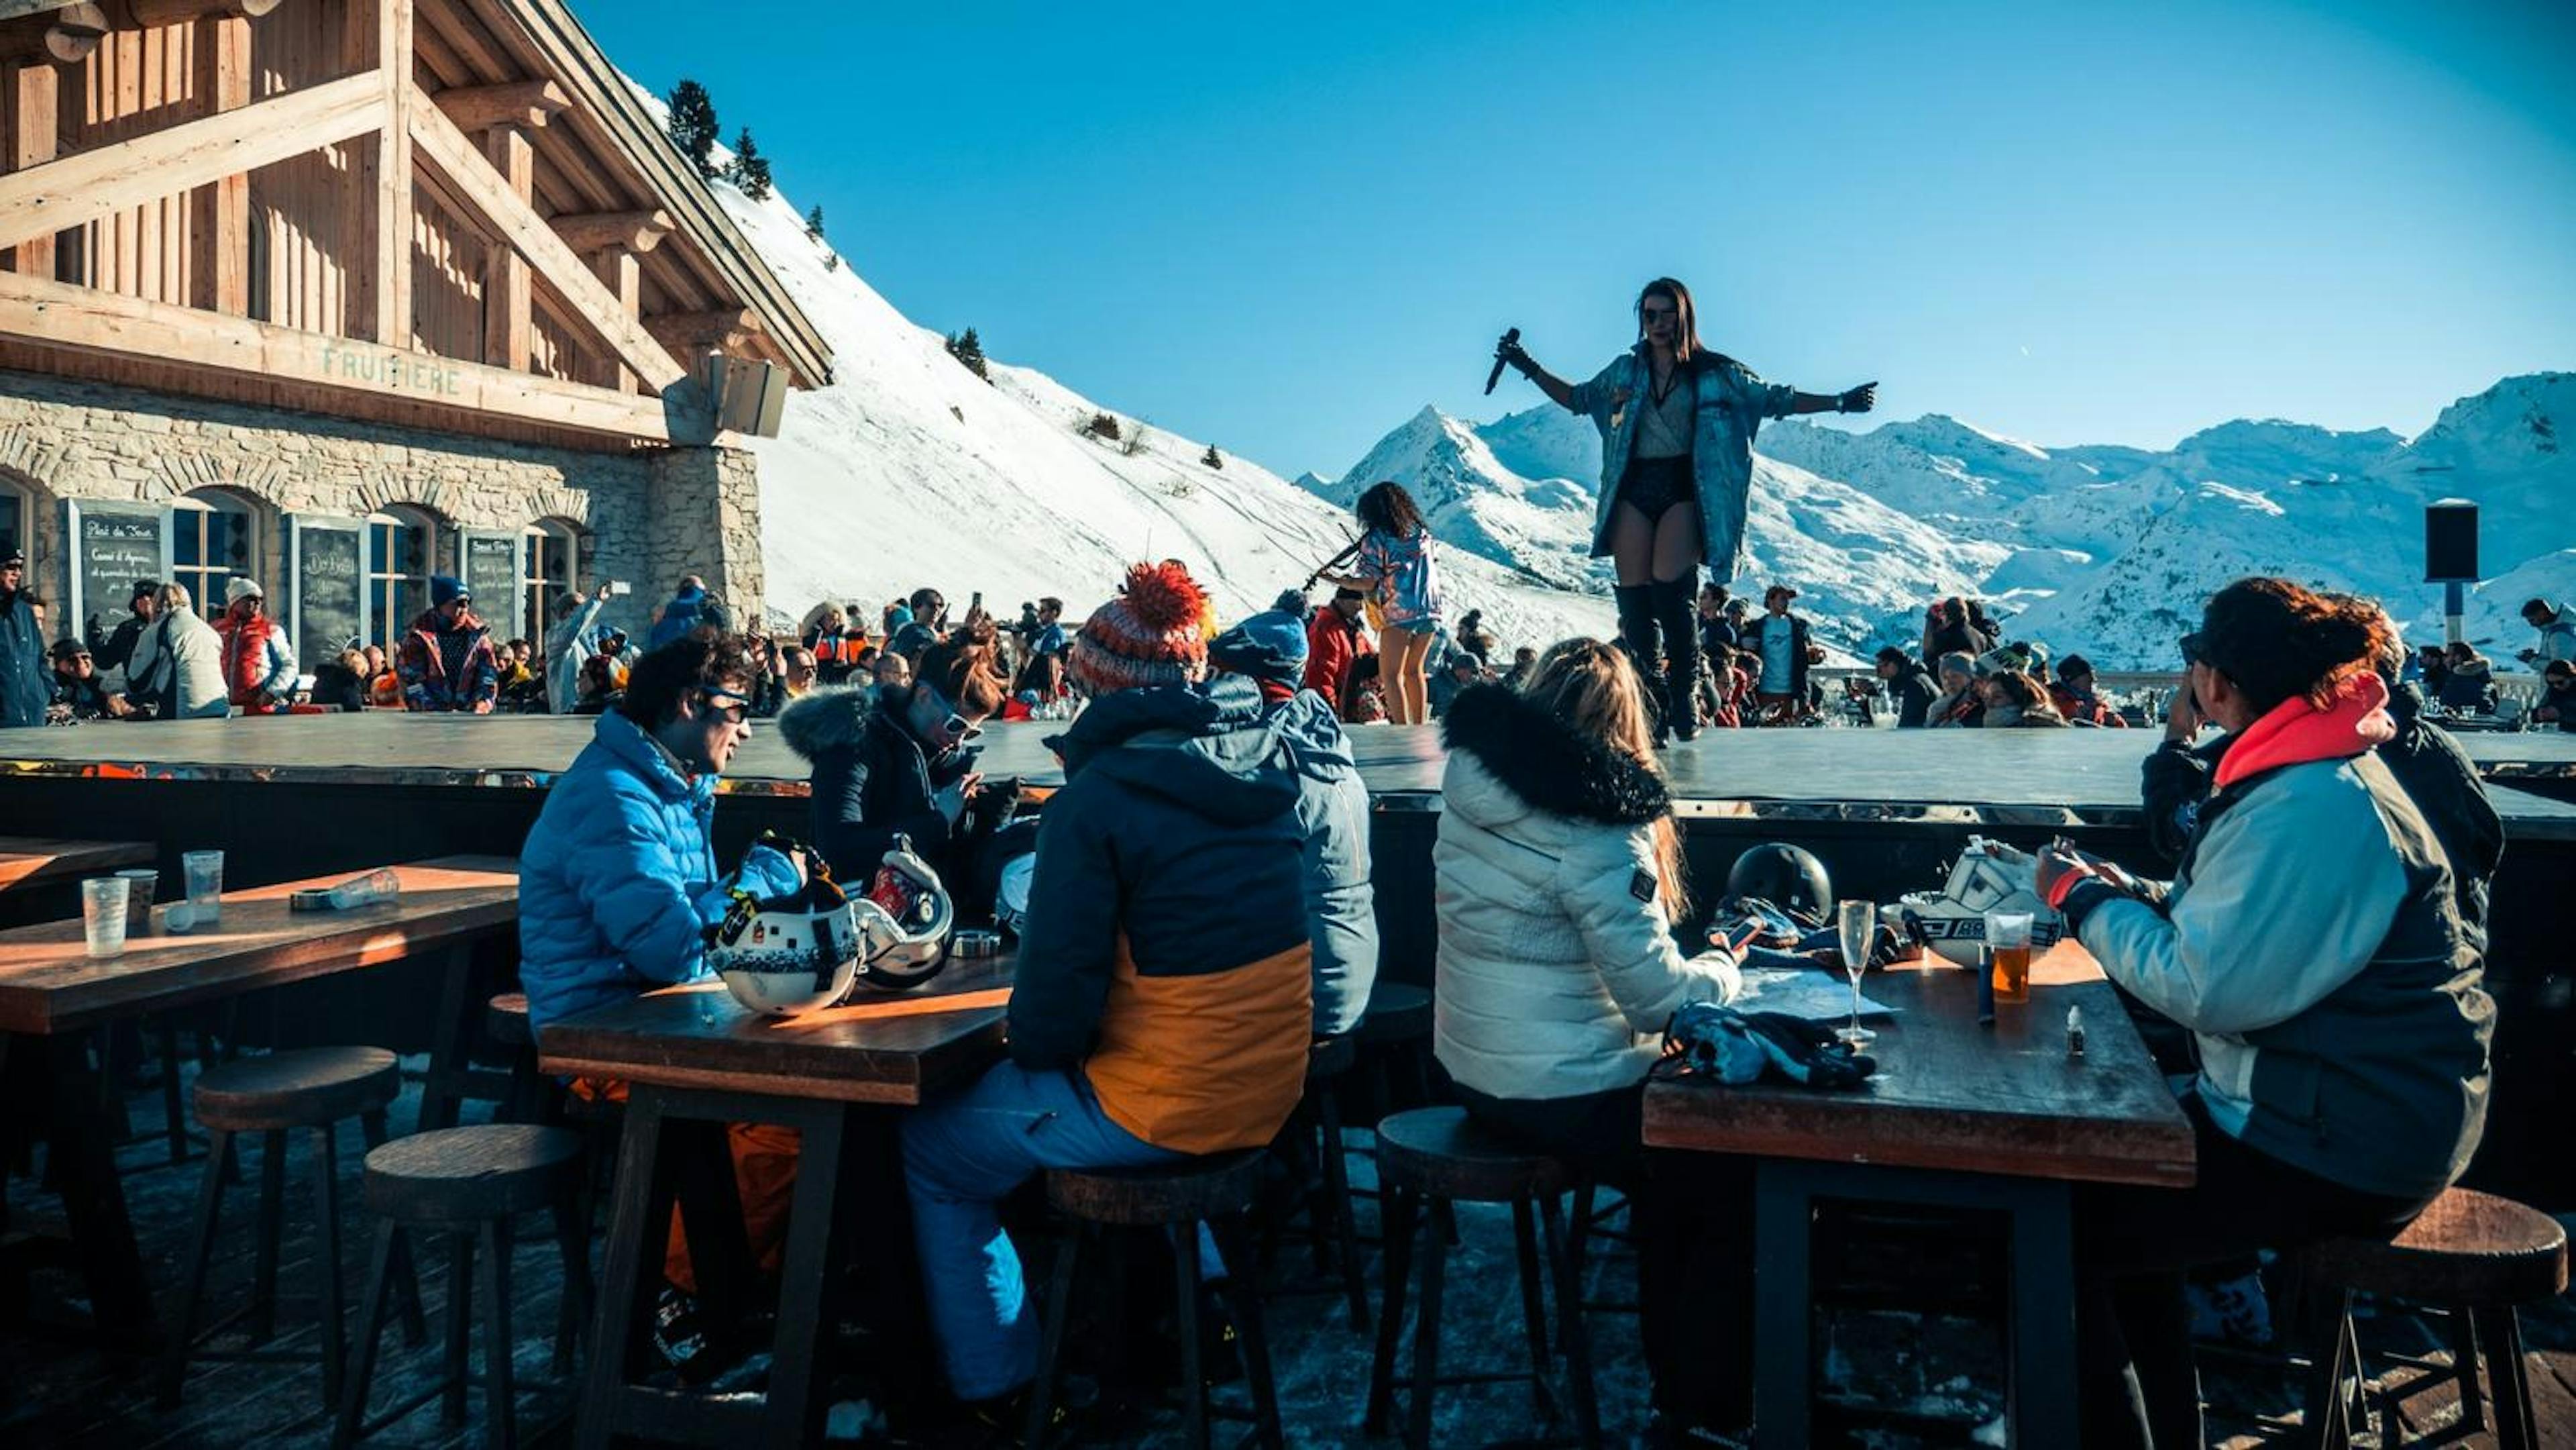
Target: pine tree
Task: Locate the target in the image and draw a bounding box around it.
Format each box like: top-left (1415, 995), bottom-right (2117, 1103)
top-left (728, 127), bottom-right (772, 201)
top-left (666, 80), bottom-right (719, 180)
top-left (944, 327), bottom-right (989, 382)
top-left (805, 204), bottom-right (826, 243)
top-left (1201, 444), bottom-right (1224, 470)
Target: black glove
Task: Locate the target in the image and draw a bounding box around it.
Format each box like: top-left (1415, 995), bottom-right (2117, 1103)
top-left (1738, 1011), bottom-right (1876, 1088)
top-left (1837, 382), bottom-right (1878, 415)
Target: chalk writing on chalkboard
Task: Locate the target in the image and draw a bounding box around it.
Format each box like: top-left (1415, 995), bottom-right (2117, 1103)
top-left (463, 534), bottom-right (519, 628)
top-left (294, 524), bottom-right (363, 668)
top-left (76, 505), bottom-right (164, 635)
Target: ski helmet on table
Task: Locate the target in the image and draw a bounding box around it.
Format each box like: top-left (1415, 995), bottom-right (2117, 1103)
top-left (706, 839), bottom-right (862, 1017)
top-left (1723, 843), bottom-right (1833, 920)
top-left (851, 834), bottom-right (954, 989)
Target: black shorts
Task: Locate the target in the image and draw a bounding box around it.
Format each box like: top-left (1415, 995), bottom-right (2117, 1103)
top-left (1615, 454), bottom-right (1695, 524)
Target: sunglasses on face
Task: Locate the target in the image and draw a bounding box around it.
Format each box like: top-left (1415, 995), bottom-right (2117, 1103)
top-left (2179, 632), bottom-right (2208, 668)
top-left (700, 687), bottom-right (752, 724)
top-left (1640, 307), bottom-right (1677, 321)
top-left (941, 713), bottom-right (983, 745)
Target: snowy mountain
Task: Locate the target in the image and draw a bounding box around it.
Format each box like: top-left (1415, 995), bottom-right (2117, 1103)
top-left (1325, 376), bottom-right (2571, 668)
top-left (679, 156), bottom-right (1602, 649)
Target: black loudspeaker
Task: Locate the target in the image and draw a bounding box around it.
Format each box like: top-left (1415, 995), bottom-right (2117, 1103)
top-left (2424, 502), bottom-right (2479, 582)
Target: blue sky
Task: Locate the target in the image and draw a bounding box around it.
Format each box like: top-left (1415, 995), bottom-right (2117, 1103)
top-left (579, 0), bottom-right (2576, 476)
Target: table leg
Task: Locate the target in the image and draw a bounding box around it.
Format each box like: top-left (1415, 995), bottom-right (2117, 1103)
top-left (667, 1115), bottom-right (756, 1330)
top-left (759, 1102), bottom-right (847, 1447)
top-left (1752, 1163), bottom-right (1814, 1450)
top-left (2002, 1180), bottom-right (2076, 1449)
top-left (40, 1030), bottom-right (159, 1341)
top-left (416, 943), bottom-right (478, 1134)
top-left (576, 1088), bottom-right (667, 1450)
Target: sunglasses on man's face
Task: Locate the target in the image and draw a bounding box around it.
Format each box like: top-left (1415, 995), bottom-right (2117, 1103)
top-left (700, 687), bottom-right (752, 724)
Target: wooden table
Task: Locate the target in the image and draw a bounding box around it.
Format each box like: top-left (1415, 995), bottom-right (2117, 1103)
top-left (1642, 941), bottom-right (2196, 1448)
top-left (539, 954), bottom-right (1013, 1449)
top-left (0, 855), bottom-right (517, 1339)
top-left (0, 835), bottom-right (153, 894)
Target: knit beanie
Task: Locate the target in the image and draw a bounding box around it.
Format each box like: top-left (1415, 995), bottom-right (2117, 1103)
top-left (1069, 561), bottom-right (1215, 696)
top-left (1210, 607), bottom-right (1310, 685)
top-left (431, 574), bottom-right (468, 609)
top-left (224, 576), bottom-right (264, 607)
top-left (1937, 651), bottom-right (1976, 681)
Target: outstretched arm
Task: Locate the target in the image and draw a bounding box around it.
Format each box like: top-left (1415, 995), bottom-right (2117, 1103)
top-left (1786, 382), bottom-right (1877, 417)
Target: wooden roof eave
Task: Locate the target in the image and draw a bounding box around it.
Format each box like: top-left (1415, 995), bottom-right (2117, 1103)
top-left (488, 0), bottom-right (832, 391)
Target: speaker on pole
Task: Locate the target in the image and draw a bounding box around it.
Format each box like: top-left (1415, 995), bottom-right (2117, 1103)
top-left (2424, 500), bottom-right (2479, 582)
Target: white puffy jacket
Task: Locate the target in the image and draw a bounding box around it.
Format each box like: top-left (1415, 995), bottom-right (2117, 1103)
top-left (1433, 684), bottom-right (1740, 1101)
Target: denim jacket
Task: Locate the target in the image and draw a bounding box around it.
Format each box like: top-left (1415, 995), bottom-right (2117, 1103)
top-left (1567, 346), bottom-right (1799, 581)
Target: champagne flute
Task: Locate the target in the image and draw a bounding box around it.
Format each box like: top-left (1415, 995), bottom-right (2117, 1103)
top-left (1837, 899), bottom-right (1877, 1045)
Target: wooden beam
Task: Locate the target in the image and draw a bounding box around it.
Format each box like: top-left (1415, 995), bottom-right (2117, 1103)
top-left (589, 242), bottom-right (634, 391)
top-left (480, 122), bottom-right (529, 370)
top-left (0, 69), bottom-right (382, 253)
top-left (123, 0), bottom-right (283, 23)
top-left (185, 9), bottom-right (248, 314)
top-left (431, 79), bottom-right (567, 134)
top-left (547, 207), bottom-right (672, 256)
top-left (359, 0), bottom-right (413, 346)
top-left (0, 3), bottom-right (103, 64)
top-left (1, 59), bottom-right (56, 276)
top-left (405, 88), bottom-right (686, 389)
top-left (0, 266), bottom-right (676, 440)
top-left (643, 307), bottom-right (758, 359)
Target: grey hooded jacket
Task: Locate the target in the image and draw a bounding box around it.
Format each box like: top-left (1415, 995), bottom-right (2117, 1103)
top-left (1566, 346), bottom-right (1800, 581)
top-left (1258, 690), bottom-right (1379, 1037)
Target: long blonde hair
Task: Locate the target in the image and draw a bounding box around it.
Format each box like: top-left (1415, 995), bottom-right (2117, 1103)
top-left (1521, 638), bottom-right (1690, 919)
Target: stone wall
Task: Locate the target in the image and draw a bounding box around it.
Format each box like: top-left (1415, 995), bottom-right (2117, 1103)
top-left (0, 366), bottom-right (767, 649)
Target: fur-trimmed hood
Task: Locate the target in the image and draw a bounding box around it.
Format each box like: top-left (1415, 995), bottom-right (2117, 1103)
top-left (777, 684), bottom-right (887, 760)
top-left (1439, 683), bottom-right (1668, 828)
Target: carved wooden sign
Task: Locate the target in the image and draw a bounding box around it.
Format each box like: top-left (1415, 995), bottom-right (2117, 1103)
top-left (315, 338), bottom-right (466, 399)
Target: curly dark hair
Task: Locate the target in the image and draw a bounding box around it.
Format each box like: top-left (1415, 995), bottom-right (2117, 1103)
top-left (1355, 480), bottom-right (1426, 539)
top-left (618, 633), bottom-right (757, 727)
top-left (916, 628), bottom-right (1007, 717)
top-left (2190, 578), bottom-right (2394, 716)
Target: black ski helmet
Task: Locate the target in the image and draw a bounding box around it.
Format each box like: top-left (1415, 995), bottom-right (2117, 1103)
top-left (1724, 843), bottom-right (1833, 919)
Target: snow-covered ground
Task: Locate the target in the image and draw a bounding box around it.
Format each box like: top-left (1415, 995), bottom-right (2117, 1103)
top-left (663, 95), bottom-right (2569, 670)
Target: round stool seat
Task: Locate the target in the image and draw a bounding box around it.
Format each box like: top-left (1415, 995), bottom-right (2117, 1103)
top-left (2307, 1186), bottom-right (2568, 1306)
top-left (484, 991), bottom-right (533, 1049)
top-left (194, 1046), bottom-right (400, 1132)
top-left (1355, 983), bottom-right (1431, 1045)
top-left (1046, 1150), bottom-right (1265, 1227)
top-left (363, 1124), bottom-right (585, 1225)
top-left (1309, 1034), bottom-right (1358, 1079)
top-left (1377, 1106), bottom-right (1567, 1202)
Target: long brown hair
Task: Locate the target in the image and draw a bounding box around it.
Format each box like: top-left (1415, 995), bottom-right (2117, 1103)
top-left (1521, 639), bottom-right (1690, 919)
top-left (1635, 277), bottom-right (1740, 375)
top-left (916, 623), bottom-right (1007, 717)
top-left (1355, 480), bottom-right (1426, 539)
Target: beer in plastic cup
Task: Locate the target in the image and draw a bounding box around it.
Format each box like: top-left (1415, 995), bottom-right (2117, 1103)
top-left (83, 876), bottom-right (131, 959)
top-left (182, 850), bottom-right (225, 929)
top-left (1988, 911), bottom-right (2033, 1004)
top-left (115, 868), bottom-right (158, 933)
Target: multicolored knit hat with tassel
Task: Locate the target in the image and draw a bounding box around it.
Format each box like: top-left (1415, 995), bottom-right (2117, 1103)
top-left (1069, 561), bottom-right (1216, 696)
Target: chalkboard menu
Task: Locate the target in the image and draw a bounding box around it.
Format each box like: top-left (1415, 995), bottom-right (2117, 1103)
top-left (462, 533), bottom-right (521, 629)
top-left (292, 519), bottom-right (364, 668)
top-left (72, 502), bottom-right (166, 637)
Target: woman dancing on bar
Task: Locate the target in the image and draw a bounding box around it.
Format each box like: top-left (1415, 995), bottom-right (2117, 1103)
top-left (1495, 279), bottom-right (1874, 739)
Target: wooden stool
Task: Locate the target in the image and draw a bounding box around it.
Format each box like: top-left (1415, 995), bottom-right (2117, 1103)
top-left (1354, 983), bottom-right (1436, 1120)
top-left (158, 1046), bottom-right (410, 1416)
top-left (482, 993), bottom-right (556, 1125)
top-left (1364, 1106), bottom-right (1599, 1450)
top-left (1027, 1152), bottom-right (1284, 1450)
top-left (2301, 1186), bottom-right (2568, 1449)
top-left (335, 1124), bottom-right (591, 1450)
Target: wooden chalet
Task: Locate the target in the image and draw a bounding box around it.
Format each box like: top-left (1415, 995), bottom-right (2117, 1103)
top-left (0, 0), bottom-right (830, 658)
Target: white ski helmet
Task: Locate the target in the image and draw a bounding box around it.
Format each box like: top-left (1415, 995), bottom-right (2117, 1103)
top-left (994, 851), bottom-right (1037, 939)
top-left (850, 834), bottom-right (953, 990)
top-left (707, 843), bottom-right (862, 1017)
top-left (1894, 836), bottom-right (2067, 968)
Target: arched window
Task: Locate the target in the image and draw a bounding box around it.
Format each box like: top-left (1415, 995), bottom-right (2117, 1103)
top-left (0, 477), bottom-right (27, 563)
top-left (364, 506), bottom-right (439, 648)
top-left (523, 519), bottom-right (584, 645)
top-left (170, 488), bottom-right (260, 612)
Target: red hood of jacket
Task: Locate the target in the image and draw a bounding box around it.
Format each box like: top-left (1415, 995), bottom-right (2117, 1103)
top-left (2213, 670), bottom-right (2396, 790)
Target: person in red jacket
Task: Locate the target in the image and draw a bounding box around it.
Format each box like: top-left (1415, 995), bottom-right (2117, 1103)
top-left (1302, 586), bottom-right (1375, 719)
top-left (2050, 654), bottom-right (2128, 727)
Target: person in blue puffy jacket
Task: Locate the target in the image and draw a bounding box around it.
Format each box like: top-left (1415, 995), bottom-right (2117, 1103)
top-left (517, 631), bottom-right (801, 1374)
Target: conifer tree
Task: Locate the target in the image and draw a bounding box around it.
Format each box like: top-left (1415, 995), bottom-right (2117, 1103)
top-left (1201, 444), bottom-right (1224, 469)
top-left (666, 80), bottom-right (719, 180)
top-left (806, 205), bottom-right (826, 242)
top-left (729, 127), bottom-right (772, 200)
top-left (945, 327), bottom-right (989, 382)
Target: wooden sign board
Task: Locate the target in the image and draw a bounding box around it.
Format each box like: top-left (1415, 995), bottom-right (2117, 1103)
top-left (289, 516), bottom-right (364, 670)
top-left (460, 531), bottom-right (522, 636)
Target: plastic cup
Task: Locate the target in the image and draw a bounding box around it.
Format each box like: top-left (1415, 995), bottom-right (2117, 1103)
top-left (115, 868), bottom-right (158, 933)
top-left (1987, 911), bottom-right (2033, 1004)
top-left (182, 850), bottom-right (225, 929)
top-left (83, 877), bottom-right (131, 959)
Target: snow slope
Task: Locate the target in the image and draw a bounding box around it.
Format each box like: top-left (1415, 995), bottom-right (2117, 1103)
top-left (696, 166), bottom-right (1601, 648)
